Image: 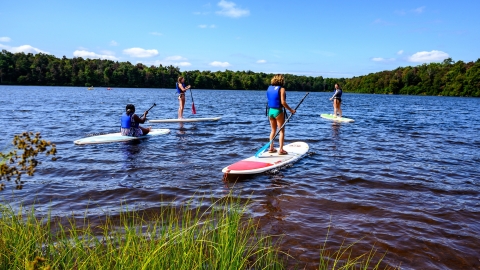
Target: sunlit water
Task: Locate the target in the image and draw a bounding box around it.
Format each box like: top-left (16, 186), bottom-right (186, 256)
top-left (1, 86), bottom-right (479, 269)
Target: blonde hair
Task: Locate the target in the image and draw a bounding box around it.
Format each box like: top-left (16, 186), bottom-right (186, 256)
top-left (178, 76), bottom-right (184, 83)
top-left (270, 74), bottom-right (285, 86)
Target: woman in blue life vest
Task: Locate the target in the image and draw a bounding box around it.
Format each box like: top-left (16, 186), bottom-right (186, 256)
top-left (329, 83), bottom-right (343, 118)
top-left (266, 74), bottom-right (296, 155)
top-left (120, 104), bottom-right (151, 137)
top-left (176, 76), bottom-right (191, 119)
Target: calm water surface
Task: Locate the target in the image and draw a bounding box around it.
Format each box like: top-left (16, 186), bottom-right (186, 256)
top-left (1, 86), bottom-right (479, 269)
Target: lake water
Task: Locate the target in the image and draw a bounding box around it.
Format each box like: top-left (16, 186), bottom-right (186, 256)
top-left (1, 86), bottom-right (479, 269)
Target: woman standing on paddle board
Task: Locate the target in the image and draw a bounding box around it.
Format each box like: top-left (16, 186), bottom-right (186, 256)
top-left (120, 104), bottom-right (151, 136)
top-left (266, 74), bottom-right (296, 155)
top-left (176, 76), bottom-right (191, 119)
top-left (329, 83), bottom-right (343, 118)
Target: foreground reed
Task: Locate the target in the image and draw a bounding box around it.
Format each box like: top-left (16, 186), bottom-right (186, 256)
top-left (0, 195), bottom-right (394, 269)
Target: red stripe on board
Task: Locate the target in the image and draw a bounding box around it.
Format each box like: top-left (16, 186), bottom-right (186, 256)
top-left (227, 160), bottom-right (273, 171)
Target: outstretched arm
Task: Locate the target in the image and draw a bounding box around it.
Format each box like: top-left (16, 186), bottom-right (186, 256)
top-left (330, 89), bottom-right (339, 100)
top-left (133, 111), bottom-right (148, 123)
top-left (280, 87), bottom-right (296, 114)
top-left (178, 84), bottom-right (191, 93)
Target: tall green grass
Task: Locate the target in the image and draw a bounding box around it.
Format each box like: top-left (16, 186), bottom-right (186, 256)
top-left (0, 196), bottom-right (281, 270)
top-left (0, 195), bottom-right (395, 269)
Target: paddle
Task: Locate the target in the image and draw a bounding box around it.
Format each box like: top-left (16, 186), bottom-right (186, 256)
top-left (190, 89), bottom-right (196, 114)
top-left (140, 103), bottom-right (156, 118)
top-left (255, 92), bottom-right (309, 158)
top-left (186, 73), bottom-right (196, 114)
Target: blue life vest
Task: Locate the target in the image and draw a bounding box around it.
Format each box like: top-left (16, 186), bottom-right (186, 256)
top-left (120, 113), bottom-right (139, 128)
top-left (333, 88), bottom-right (343, 99)
top-left (266, 85), bottom-right (282, 108)
top-left (176, 82), bottom-right (186, 94)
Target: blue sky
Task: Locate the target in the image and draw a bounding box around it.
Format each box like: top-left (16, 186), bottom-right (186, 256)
top-left (1, 0), bottom-right (479, 78)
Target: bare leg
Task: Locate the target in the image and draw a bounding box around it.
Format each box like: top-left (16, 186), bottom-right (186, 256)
top-left (276, 112), bottom-right (285, 152)
top-left (333, 100), bottom-right (342, 117)
top-left (333, 100), bottom-right (337, 117)
top-left (337, 101), bottom-right (342, 117)
top-left (140, 126), bottom-right (151, 135)
top-left (269, 116), bottom-right (277, 150)
top-left (178, 95), bottom-right (185, 119)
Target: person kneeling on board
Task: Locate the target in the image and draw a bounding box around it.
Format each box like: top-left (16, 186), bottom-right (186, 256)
top-left (266, 74), bottom-right (296, 155)
top-left (120, 104), bottom-right (151, 136)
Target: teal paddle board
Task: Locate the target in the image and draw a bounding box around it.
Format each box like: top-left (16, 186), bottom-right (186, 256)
top-left (320, 114), bottom-right (354, 123)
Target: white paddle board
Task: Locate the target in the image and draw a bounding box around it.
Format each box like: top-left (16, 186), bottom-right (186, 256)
top-left (149, 117), bottom-right (222, 123)
top-left (320, 114), bottom-right (354, 123)
top-left (74, 129), bottom-right (170, 145)
top-left (222, 142), bottom-right (309, 174)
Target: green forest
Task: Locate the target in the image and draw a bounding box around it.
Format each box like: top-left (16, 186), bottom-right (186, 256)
top-left (1, 50), bottom-right (479, 97)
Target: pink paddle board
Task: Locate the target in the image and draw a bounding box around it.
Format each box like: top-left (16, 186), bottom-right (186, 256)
top-left (222, 142), bottom-right (309, 174)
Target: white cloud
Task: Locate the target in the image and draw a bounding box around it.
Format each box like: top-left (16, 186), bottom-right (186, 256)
top-left (73, 50), bottom-right (118, 60)
top-left (0, 37), bottom-right (11, 42)
top-left (372, 57), bottom-right (396, 62)
top-left (408, 50), bottom-right (449, 63)
top-left (193, 11), bottom-right (210, 15)
top-left (397, 50), bottom-right (404, 55)
top-left (162, 56), bottom-right (191, 67)
top-left (396, 6), bottom-right (425, 15)
top-left (150, 32), bottom-right (163, 36)
top-left (216, 0), bottom-right (249, 18)
top-left (110, 40), bottom-right (118, 46)
top-left (198, 24), bottom-right (216, 28)
top-left (144, 56), bottom-right (192, 67)
top-left (210, 61), bottom-right (231, 67)
top-left (123, 47), bottom-right (159, 58)
top-left (412, 6), bottom-right (426, 14)
top-left (0, 43), bottom-right (48, 54)
top-left (372, 18), bottom-right (395, 26)
top-left (100, 50), bottom-right (116, 56)
top-left (256, 59), bottom-right (266, 64)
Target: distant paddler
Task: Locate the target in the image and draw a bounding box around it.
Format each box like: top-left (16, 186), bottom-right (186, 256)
top-left (120, 104), bottom-right (153, 136)
top-left (329, 83), bottom-right (343, 118)
top-left (176, 76), bottom-right (191, 119)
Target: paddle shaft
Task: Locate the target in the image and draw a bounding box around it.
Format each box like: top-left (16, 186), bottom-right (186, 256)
top-left (186, 73), bottom-right (196, 114)
top-left (271, 92), bottom-right (309, 140)
top-left (140, 103), bottom-right (156, 118)
top-left (189, 88), bottom-right (195, 103)
top-left (255, 92), bottom-right (309, 157)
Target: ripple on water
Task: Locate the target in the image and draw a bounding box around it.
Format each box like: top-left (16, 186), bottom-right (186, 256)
top-left (1, 87), bottom-right (480, 269)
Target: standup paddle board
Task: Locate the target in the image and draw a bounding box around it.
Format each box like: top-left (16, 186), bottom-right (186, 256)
top-left (74, 129), bottom-right (170, 145)
top-left (149, 117), bottom-right (222, 123)
top-left (320, 114), bottom-right (354, 123)
top-left (222, 142), bottom-right (309, 174)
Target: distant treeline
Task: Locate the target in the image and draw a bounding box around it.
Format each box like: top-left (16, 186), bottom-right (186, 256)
top-left (0, 50), bottom-right (479, 96)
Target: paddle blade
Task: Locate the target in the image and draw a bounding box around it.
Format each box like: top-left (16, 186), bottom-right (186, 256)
top-left (254, 142), bottom-right (270, 158)
top-left (192, 103), bottom-right (196, 114)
